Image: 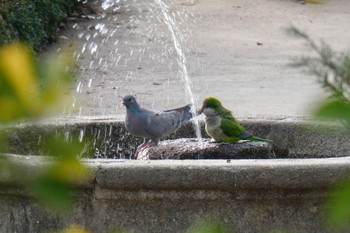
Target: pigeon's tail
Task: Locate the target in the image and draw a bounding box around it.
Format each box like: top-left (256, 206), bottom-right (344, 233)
top-left (165, 104), bottom-right (196, 125)
top-left (239, 132), bottom-right (273, 143)
top-left (180, 104), bottom-right (196, 123)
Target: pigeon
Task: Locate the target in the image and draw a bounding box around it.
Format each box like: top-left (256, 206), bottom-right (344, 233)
top-left (122, 95), bottom-right (195, 158)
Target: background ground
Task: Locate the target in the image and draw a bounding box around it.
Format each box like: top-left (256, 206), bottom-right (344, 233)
top-left (48, 0), bottom-right (350, 120)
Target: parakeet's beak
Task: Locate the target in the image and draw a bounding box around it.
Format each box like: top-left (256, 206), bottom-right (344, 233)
top-left (198, 107), bottom-right (203, 114)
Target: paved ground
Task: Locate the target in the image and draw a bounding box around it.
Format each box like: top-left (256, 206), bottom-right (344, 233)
top-left (49, 0), bottom-right (350, 121)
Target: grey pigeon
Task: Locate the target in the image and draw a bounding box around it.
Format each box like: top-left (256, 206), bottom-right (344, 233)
top-left (122, 95), bottom-right (195, 157)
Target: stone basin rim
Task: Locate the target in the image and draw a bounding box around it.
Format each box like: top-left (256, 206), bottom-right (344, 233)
top-left (90, 157), bottom-right (350, 190)
top-left (3, 155), bottom-right (350, 196)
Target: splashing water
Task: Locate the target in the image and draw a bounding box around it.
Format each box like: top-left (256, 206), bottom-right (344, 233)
top-left (58, 0), bottom-right (203, 155)
top-left (154, 0), bottom-right (202, 141)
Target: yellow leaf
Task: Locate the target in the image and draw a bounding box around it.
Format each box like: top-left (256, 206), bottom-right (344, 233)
top-left (60, 225), bottom-right (90, 233)
top-left (0, 43), bottom-right (40, 113)
top-left (50, 157), bottom-right (91, 183)
top-left (0, 97), bottom-right (21, 121)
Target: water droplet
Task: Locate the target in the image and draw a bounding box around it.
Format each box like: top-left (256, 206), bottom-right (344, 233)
top-left (64, 131), bottom-right (70, 142)
top-left (76, 82), bottom-right (82, 93)
top-left (79, 129), bottom-right (84, 142)
top-left (89, 42), bottom-right (98, 54)
top-left (81, 43), bottom-right (86, 53)
top-left (88, 78), bottom-right (92, 88)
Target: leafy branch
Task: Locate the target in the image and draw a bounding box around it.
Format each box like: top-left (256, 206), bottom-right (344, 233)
top-left (287, 26), bottom-right (350, 126)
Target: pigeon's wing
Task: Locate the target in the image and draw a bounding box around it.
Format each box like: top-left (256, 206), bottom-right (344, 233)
top-left (143, 104), bottom-right (193, 138)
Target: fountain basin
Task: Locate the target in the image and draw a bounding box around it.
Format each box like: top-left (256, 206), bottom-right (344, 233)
top-left (4, 118), bottom-right (350, 159)
top-left (1, 118), bottom-right (350, 233)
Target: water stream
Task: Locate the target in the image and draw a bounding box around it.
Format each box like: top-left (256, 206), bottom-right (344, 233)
top-left (154, 0), bottom-right (202, 141)
top-left (59, 0), bottom-right (203, 156)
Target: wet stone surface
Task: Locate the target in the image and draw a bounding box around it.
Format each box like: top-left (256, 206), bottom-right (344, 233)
top-left (137, 138), bottom-right (275, 160)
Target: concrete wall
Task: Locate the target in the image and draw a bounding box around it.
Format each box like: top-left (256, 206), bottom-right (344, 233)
top-left (2, 156), bottom-right (350, 233)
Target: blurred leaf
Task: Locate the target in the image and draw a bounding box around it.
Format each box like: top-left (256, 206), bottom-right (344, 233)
top-left (31, 175), bottom-right (72, 212)
top-left (0, 43), bottom-right (74, 122)
top-left (49, 155), bottom-right (91, 183)
top-left (43, 137), bottom-right (92, 182)
top-left (56, 225), bottom-right (90, 233)
top-left (287, 26), bottom-right (350, 129)
top-left (325, 179), bottom-right (350, 228)
top-left (266, 230), bottom-right (295, 233)
top-left (0, 43), bottom-right (38, 103)
top-left (0, 43), bottom-right (40, 120)
top-left (44, 137), bottom-right (85, 158)
top-left (0, 154), bottom-right (12, 182)
top-left (0, 41), bottom-right (80, 214)
top-left (37, 46), bottom-right (75, 112)
top-left (186, 219), bottom-right (231, 233)
top-left (0, 131), bottom-right (8, 153)
top-left (315, 99), bottom-right (350, 125)
top-left (107, 229), bottom-right (130, 233)
top-left (28, 137), bottom-right (92, 212)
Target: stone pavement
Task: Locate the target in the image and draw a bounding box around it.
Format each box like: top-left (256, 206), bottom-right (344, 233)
top-left (49, 0), bottom-right (350, 120)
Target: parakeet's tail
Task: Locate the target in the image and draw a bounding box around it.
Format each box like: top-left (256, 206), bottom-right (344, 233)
top-left (249, 136), bottom-right (273, 143)
top-left (239, 132), bottom-right (273, 143)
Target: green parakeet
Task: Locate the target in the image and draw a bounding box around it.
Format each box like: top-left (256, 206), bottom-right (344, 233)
top-left (199, 96), bottom-right (272, 143)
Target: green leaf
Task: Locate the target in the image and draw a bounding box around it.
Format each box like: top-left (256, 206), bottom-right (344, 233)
top-left (186, 219), bottom-right (231, 233)
top-left (30, 175), bottom-right (72, 213)
top-left (53, 225), bottom-right (90, 233)
top-left (0, 154), bottom-right (12, 181)
top-left (43, 137), bottom-right (92, 182)
top-left (326, 179), bottom-right (350, 228)
top-left (315, 100), bottom-right (350, 123)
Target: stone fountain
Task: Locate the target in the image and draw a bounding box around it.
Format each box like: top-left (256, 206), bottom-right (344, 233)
top-left (2, 0), bottom-right (350, 232)
top-left (2, 118), bottom-right (350, 232)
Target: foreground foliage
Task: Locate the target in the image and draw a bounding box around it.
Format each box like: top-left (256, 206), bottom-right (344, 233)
top-left (0, 0), bottom-right (76, 51)
top-left (0, 42), bottom-right (90, 213)
top-left (288, 26), bottom-right (350, 230)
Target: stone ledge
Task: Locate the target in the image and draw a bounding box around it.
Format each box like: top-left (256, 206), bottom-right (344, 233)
top-left (2, 155), bottom-right (350, 233)
top-left (92, 158), bottom-right (350, 192)
top-left (3, 155), bottom-right (350, 198)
